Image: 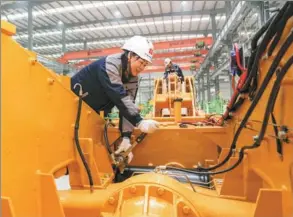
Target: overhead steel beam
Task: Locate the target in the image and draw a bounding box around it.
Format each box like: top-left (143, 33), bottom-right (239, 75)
top-left (0, 1), bottom-right (53, 10)
top-left (75, 57), bottom-right (204, 68)
top-left (62, 26), bottom-right (66, 54)
top-left (17, 30), bottom-right (218, 46)
top-left (210, 14), bottom-right (217, 40)
top-left (16, 8), bottom-right (226, 34)
top-left (39, 50), bottom-right (208, 60)
top-left (27, 2), bottom-right (33, 51)
top-left (60, 37), bottom-right (211, 61)
top-left (1, 1), bottom-right (29, 10)
top-left (211, 60), bottom-right (229, 79)
top-left (198, 1), bottom-right (251, 77)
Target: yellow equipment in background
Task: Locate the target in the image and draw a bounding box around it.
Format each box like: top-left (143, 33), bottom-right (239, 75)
top-left (153, 73), bottom-right (197, 119)
top-left (1, 6), bottom-right (293, 217)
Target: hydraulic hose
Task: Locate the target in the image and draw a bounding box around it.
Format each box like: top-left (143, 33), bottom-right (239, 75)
top-left (255, 56), bottom-right (293, 145)
top-left (267, 4), bottom-right (293, 56)
top-left (198, 28), bottom-right (293, 172)
top-left (73, 83), bottom-right (94, 192)
top-left (245, 14), bottom-right (274, 79)
top-left (168, 56), bottom-right (293, 176)
top-left (103, 121), bottom-right (117, 155)
top-left (248, 4), bottom-right (293, 98)
top-left (250, 14), bottom-right (275, 54)
top-left (241, 2), bottom-right (290, 94)
top-left (234, 56), bottom-right (293, 170)
top-left (232, 3), bottom-right (292, 113)
top-left (219, 14), bottom-right (276, 121)
top-left (271, 112), bottom-right (283, 159)
top-left (219, 12), bottom-right (276, 123)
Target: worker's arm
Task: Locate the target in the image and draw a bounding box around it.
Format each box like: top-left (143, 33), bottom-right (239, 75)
top-left (163, 71), bottom-right (168, 79)
top-left (98, 57), bottom-right (142, 126)
top-left (120, 116), bottom-right (133, 137)
top-left (119, 80), bottom-right (138, 138)
top-left (176, 64), bottom-right (184, 81)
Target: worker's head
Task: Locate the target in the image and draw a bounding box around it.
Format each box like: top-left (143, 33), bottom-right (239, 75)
top-left (122, 36), bottom-right (154, 76)
top-left (164, 58), bottom-right (172, 68)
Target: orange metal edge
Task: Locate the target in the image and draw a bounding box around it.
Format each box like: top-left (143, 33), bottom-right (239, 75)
top-left (59, 37), bottom-right (212, 61)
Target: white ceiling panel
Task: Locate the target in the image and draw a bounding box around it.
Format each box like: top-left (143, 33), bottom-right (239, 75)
top-left (1, 0), bottom-right (267, 61)
top-left (127, 2), bottom-right (141, 16)
top-left (149, 1), bottom-right (161, 14)
top-left (193, 1), bottom-right (204, 11)
top-left (138, 1), bottom-right (152, 15)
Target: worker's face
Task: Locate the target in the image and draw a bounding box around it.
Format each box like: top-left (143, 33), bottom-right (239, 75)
top-left (166, 62), bottom-right (172, 68)
top-left (130, 56), bottom-right (149, 76)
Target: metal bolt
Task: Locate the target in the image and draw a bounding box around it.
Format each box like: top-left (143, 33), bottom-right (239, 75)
top-left (278, 130), bottom-right (288, 141)
top-left (253, 135), bottom-right (259, 142)
top-left (47, 78), bottom-right (55, 85)
top-left (157, 188), bottom-right (165, 196)
top-left (130, 186), bottom-right (136, 194)
top-left (108, 196), bottom-right (115, 205)
top-left (29, 57), bottom-right (37, 65)
top-left (183, 206), bottom-right (190, 215)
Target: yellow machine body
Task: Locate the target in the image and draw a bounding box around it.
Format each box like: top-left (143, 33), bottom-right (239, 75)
top-left (153, 73), bottom-right (197, 118)
top-left (1, 18), bottom-right (293, 217)
top-left (108, 70), bottom-right (217, 168)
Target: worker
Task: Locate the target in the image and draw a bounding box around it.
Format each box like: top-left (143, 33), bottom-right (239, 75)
top-left (71, 36), bottom-right (159, 163)
top-left (164, 58), bottom-right (184, 82)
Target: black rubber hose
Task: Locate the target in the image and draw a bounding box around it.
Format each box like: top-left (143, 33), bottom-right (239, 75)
top-left (74, 91), bottom-right (94, 190)
top-left (246, 13), bottom-right (276, 74)
top-left (223, 6), bottom-right (283, 118)
top-left (256, 57), bottom-right (293, 144)
top-left (237, 55), bottom-right (293, 161)
top-left (271, 112), bottom-right (283, 157)
top-left (230, 96), bottom-right (245, 112)
top-left (246, 2), bottom-right (289, 81)
top-left (104, 121), bottom-right (123, 156)
top-left (241, 2), bottom-right (290, 94)
top-left (267, 4), bottom-right (293, 56)
top-left (248, 3), bottom-right (293, 98)
top-left (104, 122), bottom-right (116, 154)
top-left (198, 30), bottom-right (293, 172)
top-left (250, 14), bottom-right (275, 52)
top-left (168, 56), bottom-right (293, 176)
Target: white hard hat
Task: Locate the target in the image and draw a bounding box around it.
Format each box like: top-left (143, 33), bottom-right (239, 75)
top-left (164, 58), bottom-right (171, 67)
top-left (122, 36), bottom-right (154, 63)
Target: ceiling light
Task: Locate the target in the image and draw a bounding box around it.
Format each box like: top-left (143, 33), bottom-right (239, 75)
top-left (58, 20), bottom-right (63, 25)
top-left (15, 17), bottom-right (225, 39)
top-left (114, 11), bottom-right (121, 18)
top-left (5, 2), bottom-right (136, 21)
top-left (181, 1), bottom-right (187, 5)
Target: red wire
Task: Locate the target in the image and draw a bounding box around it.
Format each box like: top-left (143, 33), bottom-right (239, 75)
top-left (234, 44), bottom-right (247, 72)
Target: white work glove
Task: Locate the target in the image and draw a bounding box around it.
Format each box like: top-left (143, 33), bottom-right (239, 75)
top-left (137, 120), bottom-right (160, 133)
top-left (115, 137), bottom-right (134, 164)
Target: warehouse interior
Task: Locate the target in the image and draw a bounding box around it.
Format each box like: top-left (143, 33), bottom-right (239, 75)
top-left (1, 1), bottom-right (293, 217)
top-left (2, 1), bottom-right (283, 109)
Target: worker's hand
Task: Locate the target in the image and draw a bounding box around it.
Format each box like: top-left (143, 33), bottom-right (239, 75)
top-left (115, 137), bottom-right (133, 164)
top-left (137, 119), bottom-right (160, 133)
